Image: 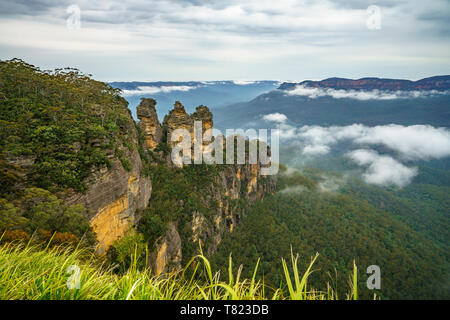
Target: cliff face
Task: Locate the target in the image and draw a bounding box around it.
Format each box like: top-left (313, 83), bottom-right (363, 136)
top-left (136, 99), bottom-right (276, 274)
top-left (190, 163), bottom-right (276, 255)
top-left (150, 222), bottom-right (182, 275)
top-left (148, 165), bottom-right (275, 275)
top-left (66, 109), bottom-right (152, 254)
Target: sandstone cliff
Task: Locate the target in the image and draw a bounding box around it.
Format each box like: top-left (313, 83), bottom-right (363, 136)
top-left (136, 99), bottom-right (276, 274)
top-left (66, 108), bottom-right (152, 254)
top-left (4, 95), bottom-right (275, 266)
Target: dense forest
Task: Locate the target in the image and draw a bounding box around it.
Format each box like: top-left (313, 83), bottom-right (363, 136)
top-left (341, 174), bottom-right (449, 249)
top-left (210, 168), bottom-right (449, 299)
top-left (0, 59), bottom-right (143, 244)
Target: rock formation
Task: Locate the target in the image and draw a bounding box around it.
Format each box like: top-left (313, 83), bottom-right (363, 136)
top-left (163, 101), bottom-right (194, 151)
top-left (139, 101), bottom-right (276, 273)
top-left (0, 60), bottom-right (276, 273)
top-left (149, 222), bottom-right (182, 275)
top-left (67, 100), bottom-right (276, 266)
top-left (192, 105), bottom-right (213, 142)
top-left (136, 98), bottom-right (162, 151)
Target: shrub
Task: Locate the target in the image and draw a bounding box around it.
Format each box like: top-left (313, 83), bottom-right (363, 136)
top-left (107, 229), bottom-right (147, 273)
top-left (1, 230), bottom-right (30, 243)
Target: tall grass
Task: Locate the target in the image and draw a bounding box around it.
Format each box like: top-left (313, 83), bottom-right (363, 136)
top-left (0, 242), bottom-right (359, 300)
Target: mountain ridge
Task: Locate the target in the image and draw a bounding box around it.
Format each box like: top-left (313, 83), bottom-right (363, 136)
top-left (279, 75), bottom-right (450, 91)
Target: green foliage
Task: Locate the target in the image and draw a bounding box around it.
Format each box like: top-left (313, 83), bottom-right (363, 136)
top-left (0, 188), bottom-right (95, 243)
top-left (0, 243), bottom-right (359, 300)
top-left (137, 163), bottom-right (221, 257)
top-left (107, 229), bottom-right (147, 273)
top-left (137, 211), bottom-right (166, 247)
top-left (0, 154), bottom-right (22, 195)
top-left (0, 58), bottom-right (132, 193)
top-left (282, 252), bottom-right (320, 300)
top-left (341, 177), bottom-right (450, 249)
top-left (0, 198), bottom-right (27, 230)
top-left (211, 171), bottom-right (449, 300)
top-left (119, 157), bottom-right (132, 171)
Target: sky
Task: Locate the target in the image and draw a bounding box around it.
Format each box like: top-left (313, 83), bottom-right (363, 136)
top-left (0, 0), bottom-right (449, 81)
top-left (263, 116), bottom-right (450, 187)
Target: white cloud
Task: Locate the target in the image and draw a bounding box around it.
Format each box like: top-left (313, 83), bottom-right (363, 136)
top-left (279, 185), bottom-right (307, 194)
top-left (347, 149), bottom-right (418, 187)
top-left (233, 80), bottom-right (257, 85)
top-left (279, 168), bottom-right (344, 192)
top-left (298, 125), bottom-right (338, 145)
top-left (262, 112), bottom-right (287, 123)
top-left (278, 123), bottom-right (450, 187)
top-left (303, 144), bottom-right (330, 156)
top-left (353, 124), bottom-right (450, 160)
top-left (1, 0), bottom-right (449, 80)
top-left (122, 85), bottom-right (199, 96)
top-left (277, 123), bottom-right (297, 139)
top-left (285, 85), bottom-right (449, 100)
top-left (318, 174), bottom-right (344, 193)
top-left (280, 166), bottom-right (300, 176)
top-left (282, 124), bottom-right (450, 161)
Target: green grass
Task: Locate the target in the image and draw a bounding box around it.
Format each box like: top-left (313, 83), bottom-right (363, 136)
top-left (0, 242), bottom-right (360, 300)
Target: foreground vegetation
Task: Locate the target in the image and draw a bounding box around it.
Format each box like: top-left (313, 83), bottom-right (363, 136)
top-left (0, 241), bottom-right (360, 300)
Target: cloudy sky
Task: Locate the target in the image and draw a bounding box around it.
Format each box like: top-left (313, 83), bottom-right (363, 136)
top-left (262, 113), bottom-right (450, 187)
top-left (0, 0), bottom-right (449, 81)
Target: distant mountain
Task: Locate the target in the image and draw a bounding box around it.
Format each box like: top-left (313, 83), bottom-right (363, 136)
top-left (109, 80), bottom-right (280, 120)
top-left (213, 76), bottom-right (450, 130)
top-left (279, 75), bottom-right (450, 91)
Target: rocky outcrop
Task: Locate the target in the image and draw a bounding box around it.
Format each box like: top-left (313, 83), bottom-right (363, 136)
top-left (190, 163), bottom-right (276, 257)
top-left (150, 223), bottom-right (182, 275)
top-left (192, 105), bottom-right (213, 145)
top-left (139, 101), bottom-right (276, 273)
top-left (163, 101), bottom-right (194, 151)
top-left (88, 171), bottom-right (151, 254)
top-left (161, 102), bottom-right (216, 167)
top-left (137, 98), bottom-right (162, 150)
